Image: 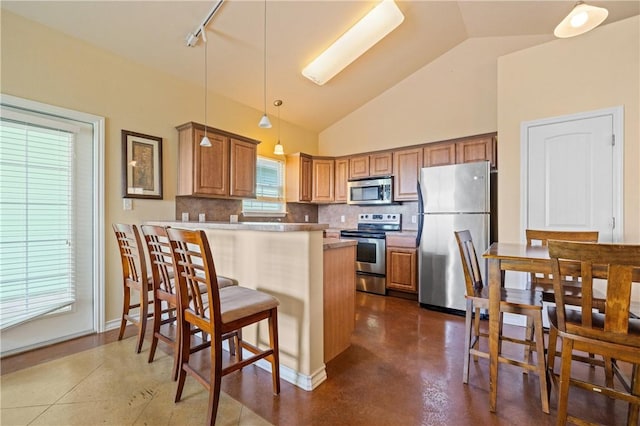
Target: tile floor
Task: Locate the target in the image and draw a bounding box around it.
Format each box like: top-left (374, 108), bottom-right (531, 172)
top-left (2, 292), bottom-right (636, 425)
top-left (0, 337), bottom-right (271, 426)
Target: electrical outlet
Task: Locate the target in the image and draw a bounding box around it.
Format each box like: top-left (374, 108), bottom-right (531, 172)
top-left (181, 212), bottom-right (189, 221)
top-left (340, 215), bottom-right (345, 223)
top-left (198, 213), bottom-right (206, 222)
top-left (123, 199), bottom-right (132, 210)
top-left (304, 215), bottom-right (309, 222)
top-left (411, 215), bottom-right (417, 224)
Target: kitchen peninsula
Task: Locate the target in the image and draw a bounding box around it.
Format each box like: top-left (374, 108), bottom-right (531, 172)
top-left (147, 220), bottom-right (356, 391)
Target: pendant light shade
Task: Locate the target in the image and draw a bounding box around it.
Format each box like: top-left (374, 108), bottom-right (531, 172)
top-left (554, 1), bottom-right (608, 38)
top-left (259, 113), bottom-right (272, 128)
top-left (200, 26), bottom-right (212, 147)
top-left (258, 0), bottom-right (272, 128)
top-left (273, 99), bottom-right (284, 155)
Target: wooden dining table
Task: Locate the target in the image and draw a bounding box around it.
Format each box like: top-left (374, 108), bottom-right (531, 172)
top-left (482, 242), bottom-right (640, 413)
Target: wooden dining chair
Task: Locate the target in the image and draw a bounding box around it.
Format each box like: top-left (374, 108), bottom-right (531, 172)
top-left (525, 229), bottom-right (600, 303)
top-left (548, 240), bottom-right (640, 426)
top-left (525, 229), bottom-right (614, 385)
top-left (141, 224), bottom-right (240, 380)
top-left (167, 227), bottom-right (280, 425)
top-left (455, 230), bottom-right (550, 414)
top-left (112, 223), bottom-right (154, 353)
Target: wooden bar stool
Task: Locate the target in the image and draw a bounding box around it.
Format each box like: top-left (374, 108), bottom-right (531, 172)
top-left (141, 224), bottom-right (240, 380)
top-left (167, 227), bottom-right (280, 425)
top-left (112, 223), bottom-right (153, 353)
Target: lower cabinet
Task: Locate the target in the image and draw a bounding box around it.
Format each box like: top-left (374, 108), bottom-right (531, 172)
top-left (386, 234), bottom-right (418, 294)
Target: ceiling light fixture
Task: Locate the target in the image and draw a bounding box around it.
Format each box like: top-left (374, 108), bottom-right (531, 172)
top-left (554, 1), bottom-right (608, 38)
top-left (301, 0), bottom-right (404, 86)
top-left (273, 100), bottom-right (284, 155)
top-left (200, 26), bottom-right (212, 147)
top-left (258, 0), bottom-right (272, 128)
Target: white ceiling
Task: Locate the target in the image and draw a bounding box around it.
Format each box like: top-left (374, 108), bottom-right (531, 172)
top-left (3, 1), bottom-right (639, 132)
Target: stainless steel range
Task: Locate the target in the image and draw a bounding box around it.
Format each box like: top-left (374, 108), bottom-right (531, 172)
top-left (340, 213), bottom-right (401, 295)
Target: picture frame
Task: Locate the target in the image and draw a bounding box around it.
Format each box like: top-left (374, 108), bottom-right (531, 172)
top-left (121, 130), bottom-right (163, 199)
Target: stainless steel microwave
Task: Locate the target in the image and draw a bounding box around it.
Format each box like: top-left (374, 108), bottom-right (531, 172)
top-left (347, 177), bottom-right (393, 205)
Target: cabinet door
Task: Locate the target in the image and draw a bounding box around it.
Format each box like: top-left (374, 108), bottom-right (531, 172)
top-left (194, 130), bottom-right (229, 196)
top-left (370, 152), bottom-right (393, 176)
top-left (349, 155), bottom-right (369, 179)
top-left (386, 247), bottom-right (418, 293)
top-left (312, 159), bottom-right (335, 203)
top-left (456, 135), bottom-right (496, 167)
top-left (393, 148), bottom-right (421, 201)
top-left (229, 137), bottom-right (257, 198)
top-left (300, 155), bottom-right (313, 202)
top-left (423, 142), bottom-right (455, 167)
top-left (334, 158), bottom-right (349, 203)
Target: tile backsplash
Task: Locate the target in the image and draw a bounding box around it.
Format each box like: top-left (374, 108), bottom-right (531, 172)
top-left (318, 202), bottom-right (419, 231)
top-left (175, 196), bottom-right (418, 229)
top-left (175, 196), bottom-right (318, 223)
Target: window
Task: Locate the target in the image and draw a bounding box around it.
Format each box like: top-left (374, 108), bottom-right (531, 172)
top-left (242, 156), bottom-right (286, 216)
top-left (0, 116), bottom-right (77, 329)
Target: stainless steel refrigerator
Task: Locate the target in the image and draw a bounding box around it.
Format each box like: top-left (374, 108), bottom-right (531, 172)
top-left (416, 161), bottom-right (492, 313)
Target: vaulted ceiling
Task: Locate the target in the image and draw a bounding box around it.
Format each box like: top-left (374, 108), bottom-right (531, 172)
top-left (3, 1), bottom-right (638, 132)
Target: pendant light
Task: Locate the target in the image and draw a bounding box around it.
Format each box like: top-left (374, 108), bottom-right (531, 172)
top-left (554, 1), bottom-right (608, 38)
top-left (200, 25), bottom-right (212, 147)
top-left (273, 99), bottom-right (284, 155)
top-left (258, 0), bottom-right (272, 128)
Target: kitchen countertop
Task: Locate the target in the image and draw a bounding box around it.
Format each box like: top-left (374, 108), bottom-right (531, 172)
top-left (323, 238), bottom-right (357, 250)
top-left (147, 220), bottom-right (329, 232)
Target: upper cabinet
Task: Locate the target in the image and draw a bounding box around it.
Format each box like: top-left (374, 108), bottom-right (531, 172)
top-left (334, 157), bottom-right (349, 203)
top-left (393, 148), bottom-right (422, 201)
top-left (349, 152), bottom-right (393, 179)
top-left (423, 142), bottom-right (456, 167)
top-left (456, 134), bottom-right (496, 168)
top-left (424, 133), bottom-right (497, 169)
top-left (286, 153), bottom-right (313, 202)
top-left (176, 122), bottom-right (259, 199)
top-left (312, 158), bottom-right (335, 203)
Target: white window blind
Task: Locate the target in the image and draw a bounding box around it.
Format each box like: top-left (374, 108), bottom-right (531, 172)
top-left (0, 118), bottom-right (76, 330)
top-left (242, 156), bottom-right (286, 216)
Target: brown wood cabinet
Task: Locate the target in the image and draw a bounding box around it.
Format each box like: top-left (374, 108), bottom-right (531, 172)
top-left (349, 152), bottom-right (393, 179)
top-left (393, 148), bottom-right (422, 201)
top-left (334, 157), bottom-right (349, 203)
top-left (456, 134), bottom-right (496, 168)
top-left (386, 247), bottom-right (418, 293)
top-left (312, 158), bottom-right (335, 203)
top-left (386, 233), bottom-right (418, 294)
top-left (423, 133), bottom-right (497, 169)
top-left (176, 122), bottom-right (259, 198)
top-left (285, 153), bottom-right (313, 202)
top-left (423, 142), bottom-right (456, 167)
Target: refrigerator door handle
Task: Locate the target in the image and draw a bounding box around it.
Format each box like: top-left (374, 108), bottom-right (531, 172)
top-left (416, 180), bottom-right (424, 247)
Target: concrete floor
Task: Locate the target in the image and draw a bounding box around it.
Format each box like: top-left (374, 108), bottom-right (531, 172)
top-left (1, 292), bottom-right (635, 425)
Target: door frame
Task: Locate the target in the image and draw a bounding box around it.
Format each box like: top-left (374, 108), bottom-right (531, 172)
top-left (519, 106), bottom-right (624, 243)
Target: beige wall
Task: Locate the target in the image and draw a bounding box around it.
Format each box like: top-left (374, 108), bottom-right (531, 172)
top-left (0, 11), bottom-right (318, 325)
top-left (319, 34), bottom-right (552, 156)
top-left (497, 16), bottom-right (640, 244)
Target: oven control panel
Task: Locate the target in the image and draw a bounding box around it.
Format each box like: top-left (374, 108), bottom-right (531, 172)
top-left (358, 213), bottom-right (401, 225)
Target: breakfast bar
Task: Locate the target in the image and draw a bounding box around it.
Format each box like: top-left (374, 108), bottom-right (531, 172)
top-left (147, 220), bottom-right (356, 391)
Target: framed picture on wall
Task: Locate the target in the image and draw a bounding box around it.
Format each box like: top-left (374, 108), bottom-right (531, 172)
top-left (121, 130), bottom-right (163, 199)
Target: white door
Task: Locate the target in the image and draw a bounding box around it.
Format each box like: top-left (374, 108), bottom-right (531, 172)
top-left (0, 97), bottom-right (104, 356)
top-left (524, 108), bottom-right (622, 243)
